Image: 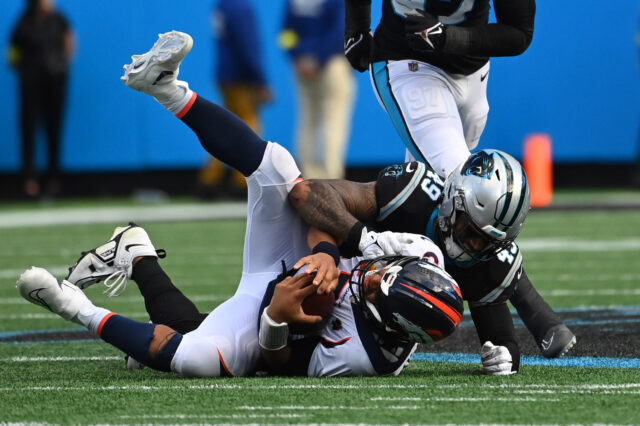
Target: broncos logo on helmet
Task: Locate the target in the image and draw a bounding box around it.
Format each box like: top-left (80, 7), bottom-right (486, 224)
top-left (461, 151), bottom-right (495, 180)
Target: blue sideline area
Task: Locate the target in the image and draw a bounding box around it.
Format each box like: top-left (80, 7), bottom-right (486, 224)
top-left (0, 0), bottom-right (638, 173)
top-left (412, 352), bottom-right (640, 369)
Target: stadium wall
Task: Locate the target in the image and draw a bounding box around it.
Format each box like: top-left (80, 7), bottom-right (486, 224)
top-left (0, 1), bottom-right (638, 182)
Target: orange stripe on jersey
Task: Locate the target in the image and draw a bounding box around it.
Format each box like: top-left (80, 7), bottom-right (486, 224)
top-left (96, 312), bottom-right (117, 337)
top-left (399, 283), bottom-right (462, 326)
top-left (324, 337), bottom-right (352, 345)
top-left (335, 271), bottom-right (351, 300)
top-left (176, 92), bottom-right (198, 119)
top-left (217, 348), bottom-right (233, 377)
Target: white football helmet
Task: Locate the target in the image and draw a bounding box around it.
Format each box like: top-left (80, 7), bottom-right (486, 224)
top-left (437, 149), bottom-right (531, 262)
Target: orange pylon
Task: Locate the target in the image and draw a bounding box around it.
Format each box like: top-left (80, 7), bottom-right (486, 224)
top-left (523, 134), bottom-right (553, 208)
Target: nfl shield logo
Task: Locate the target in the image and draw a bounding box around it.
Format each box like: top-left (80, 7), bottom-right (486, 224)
top-left (408, 61), bottom-right (419, 72)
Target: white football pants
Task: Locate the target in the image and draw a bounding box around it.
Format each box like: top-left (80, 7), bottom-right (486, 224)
top-left (370, 59), bottom-right (490, 178)
top-left (171, 142), bottom-right (309, 377)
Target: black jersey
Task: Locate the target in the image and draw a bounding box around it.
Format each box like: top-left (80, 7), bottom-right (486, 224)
top-left (374, 161), bottom-right (521, 304)
top-left (352, 0), bottom-right (535, 75)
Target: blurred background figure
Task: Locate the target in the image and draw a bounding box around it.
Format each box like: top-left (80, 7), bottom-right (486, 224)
top-left (197, 0), bottom-right (273, 199)
top-left (7, 0), bottom-right (74, 199)
top-left (280, 0), bottom-right (355, 179)
top-left (634, 3), bottom-right (640, 188)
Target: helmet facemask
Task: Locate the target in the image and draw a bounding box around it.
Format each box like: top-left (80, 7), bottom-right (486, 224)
top-left (438, 149), bottom-right (531, 262)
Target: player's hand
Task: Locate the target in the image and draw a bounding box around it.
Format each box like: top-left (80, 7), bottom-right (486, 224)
top-left (359, 228), bottom-right (407, 258)
top-left (294, 253), bottom-right (339, 294)
top-left (481, 341), bottom-right (516, 375)
top-left (404, 9), bottom-right (446, 52)
top-left (268, 274), bottom-right (323, 325)
top-left (344, 31), bottom-right (373, 72)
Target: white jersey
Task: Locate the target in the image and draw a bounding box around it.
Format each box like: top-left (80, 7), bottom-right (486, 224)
top-left (306, 277), bottom-right (417, 377)
top-left (307, 234), bottom-right (443, 377)
top-left (173, 141), bottom-right (446, 378)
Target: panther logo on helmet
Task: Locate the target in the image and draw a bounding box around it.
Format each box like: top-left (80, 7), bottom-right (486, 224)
top-left (382, 164), bottom-right (405, 180)
top-left (461, 151), bottom-right (494, 179)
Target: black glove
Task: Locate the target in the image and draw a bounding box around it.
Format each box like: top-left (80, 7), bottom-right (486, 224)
top-left (404, 9), bottom-right (446, 52)
top-left (344, 31), bottom-right (373, 72)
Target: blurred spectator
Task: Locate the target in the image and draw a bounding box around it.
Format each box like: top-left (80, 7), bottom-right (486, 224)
top-left (198, 0), bottom-right (273, 198)
top-left (7, 0), bottom-right (74, 198)
top-left (280, 0), bottom-right (355, 179)
top-left (635, 4), bottom-right (640, 188)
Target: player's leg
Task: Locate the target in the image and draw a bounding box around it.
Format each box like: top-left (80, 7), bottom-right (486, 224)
top-left (294, 69), bottom-right (323, 178)
top-left (19, 72), bottom-right (41, 196)
top-left (171, 291), bottom-right (264, 377)
top-left (64, 223), bottom-right (206, 334)
top-left (122, 31), bottom-right (309, 294)
top-left (17, 267), bottom-right (182, 373)
top-left (456, 61), bottom-right (490, 151)
top-left (370, 60), bottom-right (470, 178)
top-left (43, 72), bottom-right (67, 190)
top-left (321, 55), bottom-right (355, 179)
top-left (510, 270), bottom-right (576, 358)
top-left (121, 31), bottom-right (266, 177)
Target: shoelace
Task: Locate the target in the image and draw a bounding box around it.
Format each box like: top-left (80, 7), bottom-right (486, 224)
top-left (103, 269), bottom-right (129, 297)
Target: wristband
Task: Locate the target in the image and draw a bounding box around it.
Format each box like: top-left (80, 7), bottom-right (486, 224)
top-left (312, 241), bottom-right (340, 266)
top-left (259, 308), bottom-right (289, 351)
top-left (341, 222), bottom-right (366, 258)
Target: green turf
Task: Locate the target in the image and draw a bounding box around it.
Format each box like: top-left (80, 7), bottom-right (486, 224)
top-left (1, 208), bottom-right (639, 424)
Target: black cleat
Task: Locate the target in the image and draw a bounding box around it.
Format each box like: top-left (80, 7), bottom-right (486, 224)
top-left (539, 324), bottom-right (576, 358)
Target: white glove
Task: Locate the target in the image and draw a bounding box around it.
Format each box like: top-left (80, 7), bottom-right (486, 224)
top-left (358, 228), bottom-right (405, 259)
top-left (480, 341), bottom-right (515, 376)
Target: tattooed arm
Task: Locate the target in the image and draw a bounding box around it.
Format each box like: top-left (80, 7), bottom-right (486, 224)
top-left (288, 179), bottom-right (378, 246)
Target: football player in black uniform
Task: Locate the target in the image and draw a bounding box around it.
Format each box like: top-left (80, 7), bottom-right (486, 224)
top-left (289, 151), bottom-right (576, 374)
top-left (344, 0), bottom-right (536, 177)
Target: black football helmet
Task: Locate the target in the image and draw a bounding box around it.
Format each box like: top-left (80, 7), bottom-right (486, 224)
top-left (349, 255), bottom-right (464, 344)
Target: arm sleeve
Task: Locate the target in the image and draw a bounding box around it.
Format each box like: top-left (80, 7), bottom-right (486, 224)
top-left (345, 0), bottom-right (371, 36)
top-left (470, 302), bottom-right (520, 372)
top-left (443, 0), bottom-right (535, 57)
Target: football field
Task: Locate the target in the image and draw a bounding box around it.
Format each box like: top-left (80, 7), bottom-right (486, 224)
top-left (1, 199), bottom-right (639, 424)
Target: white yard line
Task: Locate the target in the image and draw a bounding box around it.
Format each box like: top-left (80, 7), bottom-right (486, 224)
top-left (1, 383), bottom-right (639, 392)
top-left (518, 238), bottom-right (640, 251)
top-left (0, 203), bottom-right (246, 229)
top-left (0, 293), bottom-right (228, 306)
top-left (4, 356), bottom-right (121, 362)
top-left (120, 413), bottom-right (309, 420)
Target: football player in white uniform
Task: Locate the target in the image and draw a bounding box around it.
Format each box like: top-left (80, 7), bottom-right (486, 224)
top-left (16, 31), bottom-right (463, 378)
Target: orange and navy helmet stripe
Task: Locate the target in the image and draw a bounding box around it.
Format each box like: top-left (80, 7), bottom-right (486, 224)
top-left (399, 283), bottom-right (462, 326)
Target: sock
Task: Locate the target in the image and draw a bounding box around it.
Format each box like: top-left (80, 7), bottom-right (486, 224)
top-left (98, 315), bottom-right (181, 372)
top-left (132, 257), bottom-right (205, 334)
top-left (70, 294), bottom-right (112, 335)
top-left (180, 94), bottom-right (267, 176)
top-left (152, 80), bottom-right (194, 116)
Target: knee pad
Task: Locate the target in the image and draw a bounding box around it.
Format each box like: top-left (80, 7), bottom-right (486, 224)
top-left (171, 334), bottom-right (232, 378)
top-left (253, 142), bottom-right (302, 192)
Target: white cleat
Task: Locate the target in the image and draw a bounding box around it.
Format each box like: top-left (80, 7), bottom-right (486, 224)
top-left (17, 267), bottom-right (89, 322)
top-left (121, 30), bottom-right (193, 94)
top-left (66, 222), bottom-right (164, 297)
